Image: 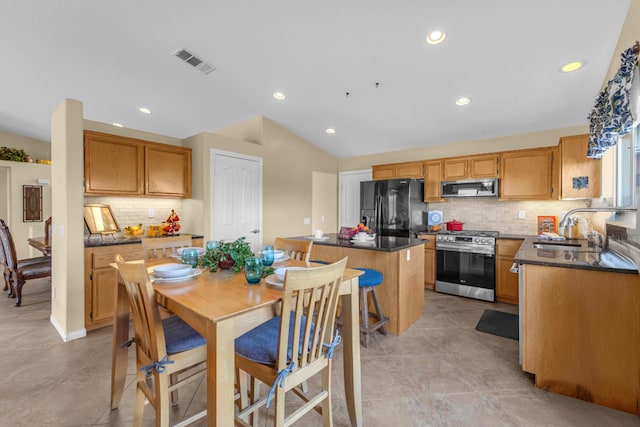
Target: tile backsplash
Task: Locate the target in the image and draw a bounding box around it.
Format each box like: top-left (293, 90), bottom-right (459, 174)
top-left (84, 197), bottom-right (185, 233)
top-left (428, 198), bottom-right (604, 235)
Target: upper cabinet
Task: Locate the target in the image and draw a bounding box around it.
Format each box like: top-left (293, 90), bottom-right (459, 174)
top-left (372, 161), bottom-right (424, 180)
top-left (500, 147), bottom-right (555, 200)
top-left (424, 160), bottom-right (445, 202)
top-left (84, 131), bottom-right (192, 198)
top-left (145, 144), bottom-right (192, 198)
top-left (442, 154), bottom-right (499, 181)
top-left (558, 134), bottom-right (601, 200)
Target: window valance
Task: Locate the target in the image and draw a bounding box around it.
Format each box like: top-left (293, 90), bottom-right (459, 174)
top-left (587, 42), bottom-right (640, 158)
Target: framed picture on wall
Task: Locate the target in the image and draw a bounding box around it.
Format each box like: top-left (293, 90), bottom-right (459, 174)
top-left (23, 185), bottom-right (42, 222)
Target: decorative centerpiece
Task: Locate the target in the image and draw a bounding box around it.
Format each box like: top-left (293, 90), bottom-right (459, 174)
top-left (200, 237), bottom-right (255, 273)
top-left (163, 209), bottom-right (181, 235)
top-left (351, 223), bottom-right (375, 239)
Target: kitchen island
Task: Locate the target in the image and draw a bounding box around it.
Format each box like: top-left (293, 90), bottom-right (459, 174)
top-left (291, 234), bottom-right (425, 335)
top-left (514, 236), bottom-right (640, 415)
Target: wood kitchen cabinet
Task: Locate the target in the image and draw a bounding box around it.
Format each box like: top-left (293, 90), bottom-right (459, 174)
top-left (84, 131), bottom-right (144, 196)
top-left (522, 264), bottom-right (640, 415)
top-left (84, 131), bottom-right (192, 198)
top-left (558, 134), bottom-right (601, 199)
top-left (145, 144), bottom-right (192, 198)
top-left (499, 147), bottom-right (555, 200)
top-left (442, 154), bottom-right (499, 181)
top-left (495, 239), bottom-right (522, 304)
top-left (423, 160), bottom-right (446, 202)
top-left (84, 237), bottom-right (202, 330)
top-left (372, 161), bottom-right (424, 180)
top-left (419, 234), bottom-right (436, 289)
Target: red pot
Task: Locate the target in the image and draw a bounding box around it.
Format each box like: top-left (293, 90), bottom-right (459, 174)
top-left (445, 220), bottom-right (464, 231)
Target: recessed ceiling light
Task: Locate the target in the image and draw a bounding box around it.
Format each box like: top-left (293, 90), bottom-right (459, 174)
top-left (112, 123), bottom-right (123, 128)
top-left (273, 92), bottom-right (286, 100)
top-left (561, 61), bottom-right (583, 73)
top-left (325, 128), bottom-right (336, 134)
top-left (426, 30), bottom-right (446, 45)
top-left (455, 97), bottom-right (471, 106)
top-left (139, 107), bottom-right (152, 114)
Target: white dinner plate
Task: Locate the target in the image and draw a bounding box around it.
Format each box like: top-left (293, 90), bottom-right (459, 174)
top-left (150, 268), bottom-right (202, 283)
top-left (264, 274), bottom-right (284, 288)
top-left (272, 255), bottom-right (290, 264)
top-left (350, 239), bottom-right (376, 246)
top-left (305, 236), bottom-right (330, 241)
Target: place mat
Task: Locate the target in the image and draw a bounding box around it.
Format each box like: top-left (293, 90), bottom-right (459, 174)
top-left (475, 309), bottom-right (519, 341)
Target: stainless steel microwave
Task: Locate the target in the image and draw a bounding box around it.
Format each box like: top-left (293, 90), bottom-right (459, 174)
top-left (441, 178), bottom-right (499, 198)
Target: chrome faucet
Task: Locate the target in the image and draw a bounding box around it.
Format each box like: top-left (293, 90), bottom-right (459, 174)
top-left (558, 207), bottom-right (637, 228)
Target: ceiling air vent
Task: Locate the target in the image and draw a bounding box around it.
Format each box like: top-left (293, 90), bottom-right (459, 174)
top-left (173, 47), bottom-right (216, 75)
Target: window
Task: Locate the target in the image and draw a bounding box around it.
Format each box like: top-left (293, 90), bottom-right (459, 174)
top-left (614, 124), bottom-right (640, 207)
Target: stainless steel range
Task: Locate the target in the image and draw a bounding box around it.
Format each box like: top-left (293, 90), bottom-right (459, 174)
top-left (435, 230), bottom-right (498, 302)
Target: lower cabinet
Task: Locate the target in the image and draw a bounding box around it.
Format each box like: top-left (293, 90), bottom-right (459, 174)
top-left (495, 239), bottom-right (523, 304)
top-left (419, 235), bottom-right (436, 289)
top-left (84, 237), bottom-right (202, 331)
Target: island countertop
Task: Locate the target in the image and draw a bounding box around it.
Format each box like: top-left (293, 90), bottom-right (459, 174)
top-left (290, 233), bottom-right (425, 252)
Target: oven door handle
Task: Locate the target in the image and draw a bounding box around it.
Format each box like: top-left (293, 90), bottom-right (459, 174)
top-left (436, 245), bottom-right (495, 256)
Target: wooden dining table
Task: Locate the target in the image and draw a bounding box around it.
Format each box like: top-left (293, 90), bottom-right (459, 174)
top-left (110, 258), bottom-right (364, 426)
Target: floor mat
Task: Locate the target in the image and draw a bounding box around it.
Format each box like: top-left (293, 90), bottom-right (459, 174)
top-left (475, 309), bottom-right (519, 341)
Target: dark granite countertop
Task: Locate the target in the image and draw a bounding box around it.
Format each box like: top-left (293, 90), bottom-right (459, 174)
top-left (85, 234), bottom-right (204, 248)
top-left (513, 236), bottom-right (638, 274)
top-left (290, 234), bottom-right (424, 252)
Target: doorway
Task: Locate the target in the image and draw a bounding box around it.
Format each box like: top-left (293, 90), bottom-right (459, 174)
top-left (338, 169), bottom-right (372, 229)
top-left (0, 167), bottom-right (9, 225)
top-left (210, 149), bottom-right (263, 252)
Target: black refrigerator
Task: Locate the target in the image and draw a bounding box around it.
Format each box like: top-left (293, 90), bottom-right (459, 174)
top-left (360, 179), bottom-right (428, 237)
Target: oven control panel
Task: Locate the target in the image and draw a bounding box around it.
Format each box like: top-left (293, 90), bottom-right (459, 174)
top-left (436, 235), bottom-right (496, 246)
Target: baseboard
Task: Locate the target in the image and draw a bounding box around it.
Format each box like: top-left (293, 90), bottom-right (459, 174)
top-left (50, 314), bottom-right (87, 342)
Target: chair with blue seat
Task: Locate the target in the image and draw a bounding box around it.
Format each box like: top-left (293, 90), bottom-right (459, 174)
top-left (339, 267), bottom-right (388, 347)
top-left (115, 254), bottom-right (208, 427)
top-left (235, 257), bottom-right (348, 426)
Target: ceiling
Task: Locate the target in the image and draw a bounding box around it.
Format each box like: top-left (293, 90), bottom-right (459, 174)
top-left (0, 1), bottom-right (631, 158)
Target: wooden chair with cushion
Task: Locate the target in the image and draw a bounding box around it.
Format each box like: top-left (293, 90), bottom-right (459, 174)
top-left (235, 257), bottom-right (348, 426)
top-left (141, 235), bottom-right (192, 260)
top-left (273, 238), bottom-right (313, 262)
top-left (114, 254), bottom-right (207, 427)
top-left (0, 219), bottom-right (51, 306)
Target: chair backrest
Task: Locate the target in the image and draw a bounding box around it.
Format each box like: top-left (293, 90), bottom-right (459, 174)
top-left (114, 254), bottom-right (167, 364)
top-left (44, 217), bottom-right (52, 247)
top-left (0, 219), bottom-right (18, 271)
top-left (274, 238), bottom-right (313, 262)
top-left (141, 235), bottom-right (192, 260)
top-left (277, 257), bottom-right (347, 372)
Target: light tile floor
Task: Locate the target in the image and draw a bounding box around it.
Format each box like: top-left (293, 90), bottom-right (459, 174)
top-left (1, 277), bottom-right (638, 426)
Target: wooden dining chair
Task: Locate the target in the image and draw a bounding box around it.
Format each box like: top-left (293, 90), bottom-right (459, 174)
top-left (141, 235), bottom-right (192, 260)
top-left (114, 254), bottom-right (208, 427)
top-left (0, 219), bottom-right (51, 306)
top-left (274, 237), bottom-right (313, 262)
top-left (235, 257), bottom-right (348, 426)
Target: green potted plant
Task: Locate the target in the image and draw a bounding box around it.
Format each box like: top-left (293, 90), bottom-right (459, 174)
top-left (200, 237), bottom-right (255, 273)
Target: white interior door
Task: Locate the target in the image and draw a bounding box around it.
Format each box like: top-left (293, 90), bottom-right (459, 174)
top-left (211, 150), bottom-right (262, 252)
top-left (339, 169), bottom-right (371, 229)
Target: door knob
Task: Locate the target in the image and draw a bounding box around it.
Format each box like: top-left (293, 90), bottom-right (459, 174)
top-left (251, 229), bottom-right (260, 234)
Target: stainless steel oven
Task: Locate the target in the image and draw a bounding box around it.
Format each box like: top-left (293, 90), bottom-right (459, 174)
top-left (435, 231), bottom-right (497, 302)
